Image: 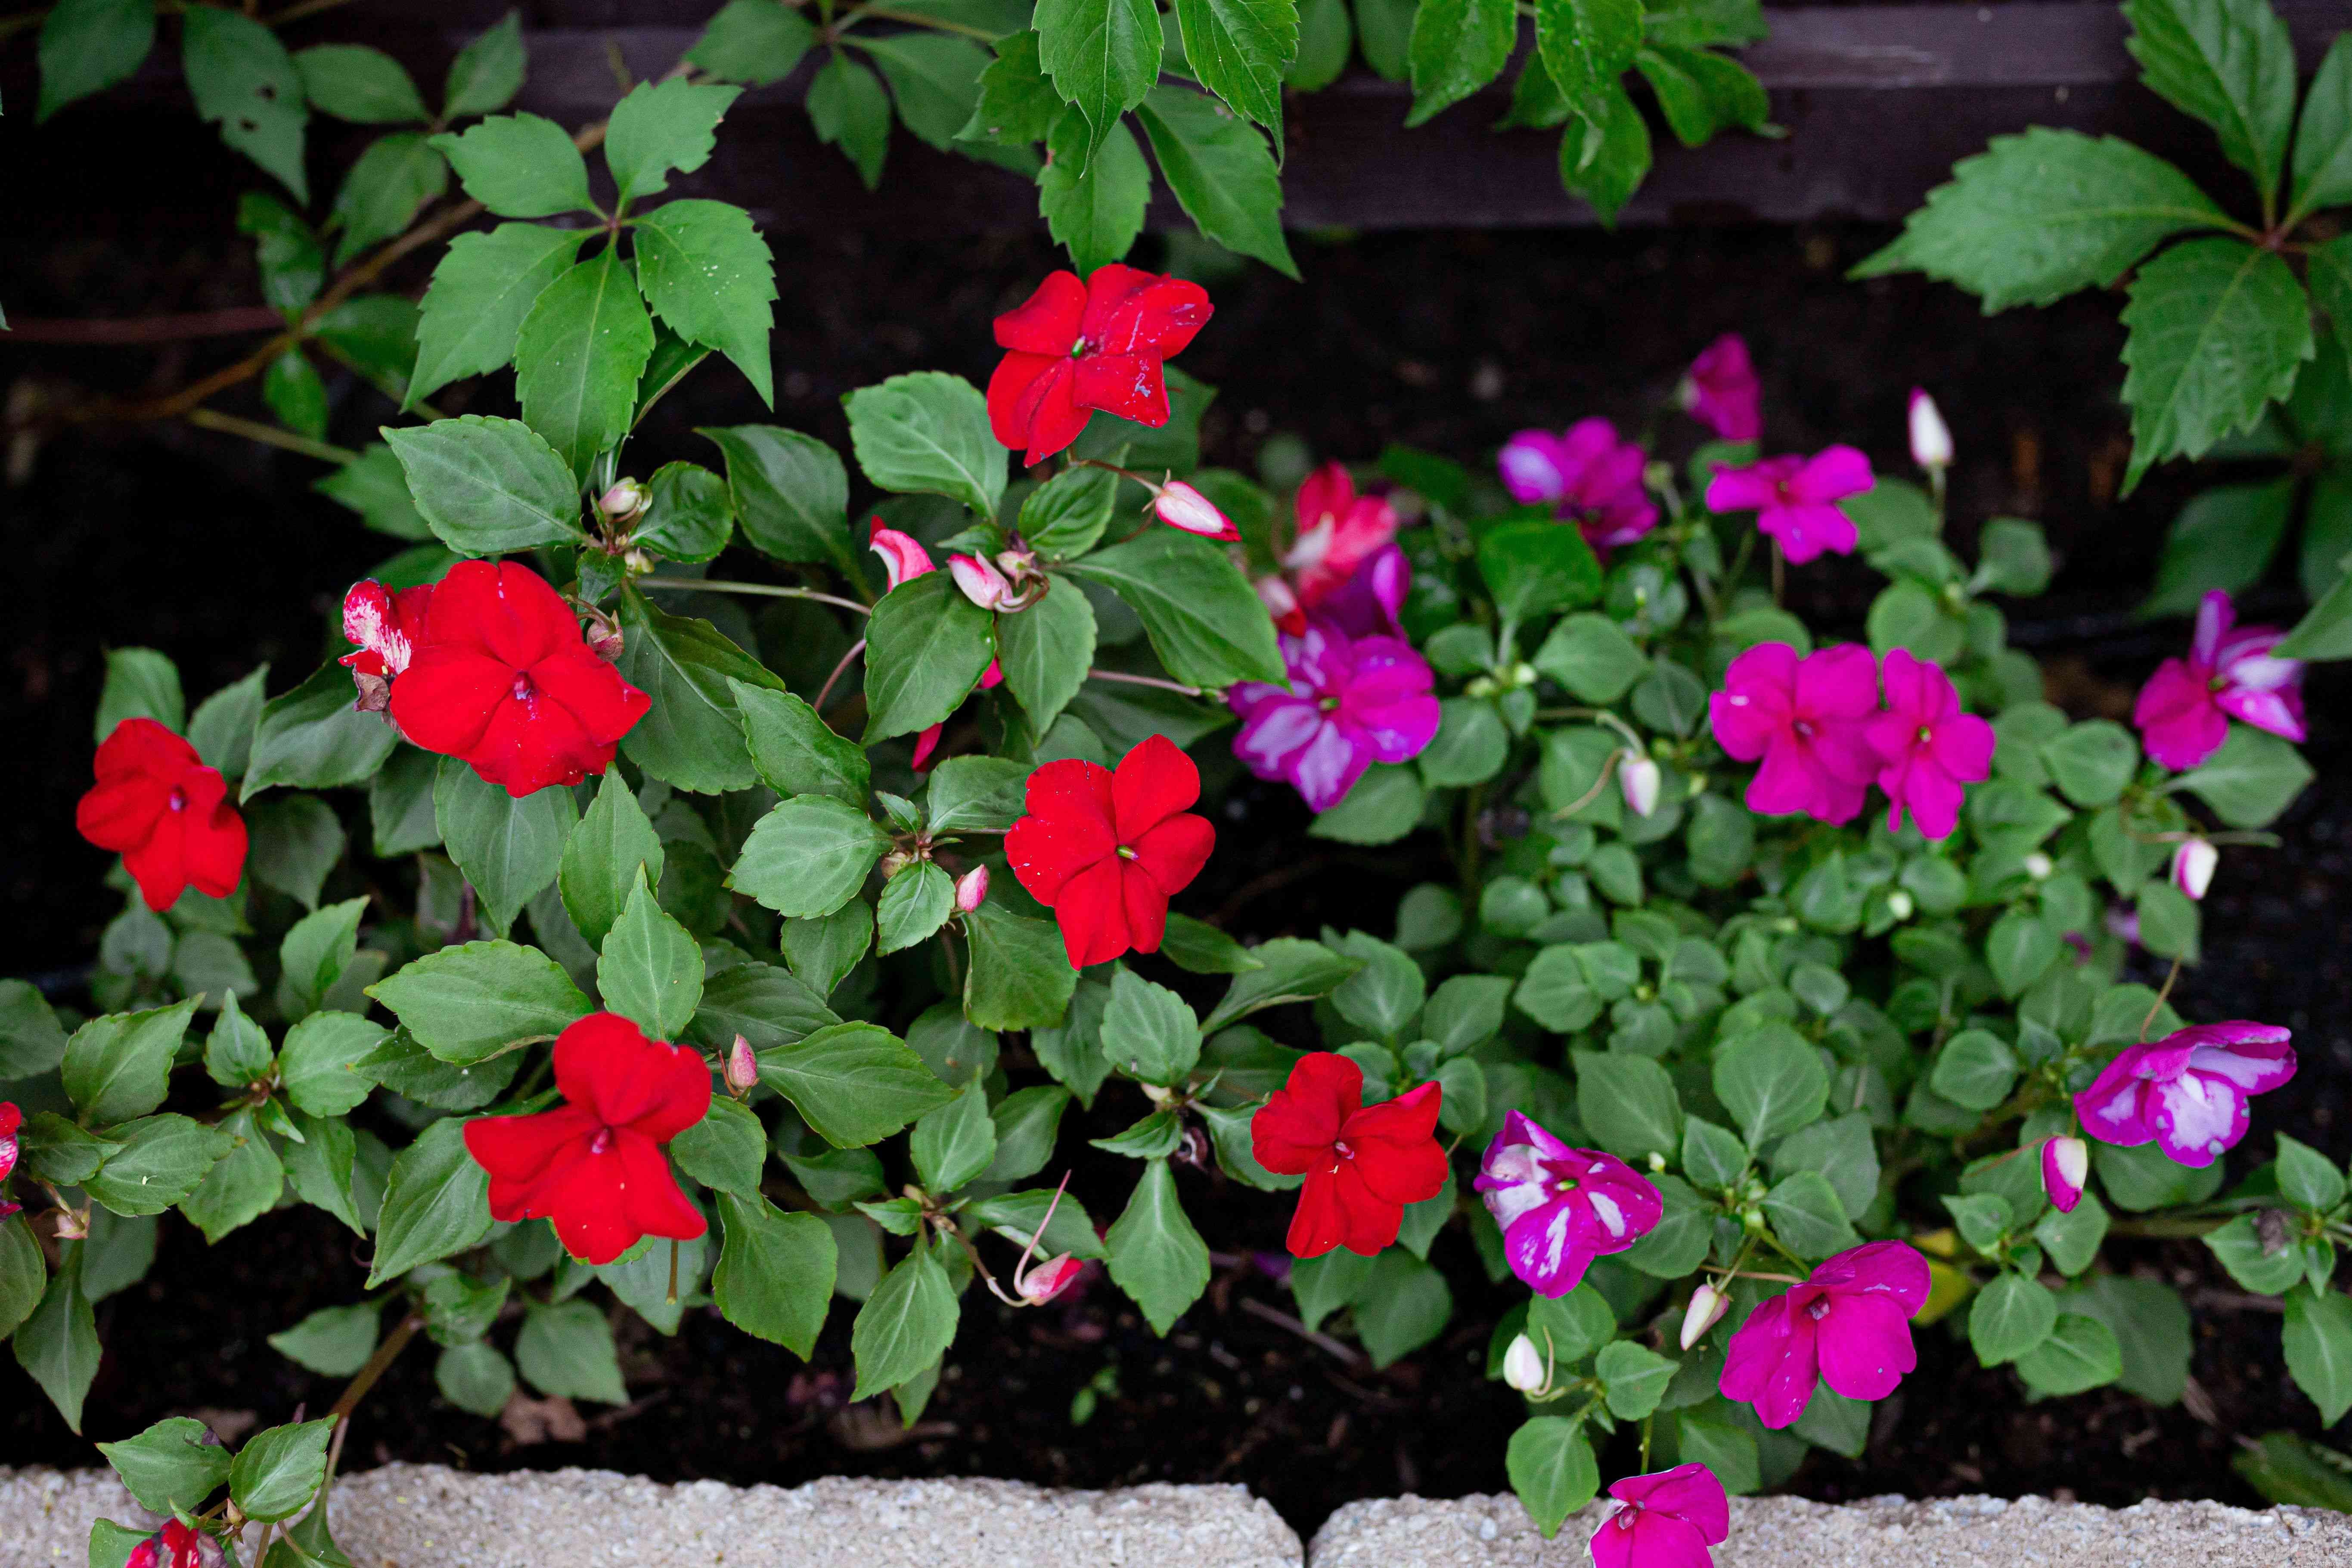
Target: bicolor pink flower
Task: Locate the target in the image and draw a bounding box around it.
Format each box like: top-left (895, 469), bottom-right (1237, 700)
top-left (2172, 838), bottom-right (2217, 900)
top-left (340, 579), bottom-right (434, 711)
top-left (1680, 1283), bottom-right (1730, 1350)
top-left (1591, 1464), bottom-right (1731, 1568)
top-left (1681, 334), bottom-right (1761, 442)
top-left (1707, 642), bottom-right (1880, 825)
top-left (1908, 388), bottom-right (1952, 471)
top-left (1706, 448), bottom-right (1873, 564)
top-left (2041, 1135), bottom-right (2088, 1213)
top-left (125, 1518), bottom-right (224, 1568)
top-left (949, 552), bottom-right (1017, 610)
top-left (1285, 463), bottom-right (1400, 612)
top-left (2134, 590), bottom-right (2305, 770)
top-left (1153, 479), bottom-right (1238, 540)
top-left (0, 1100), bottom-right (20, 1188)
top-left (1474, 1112), bottom-right (1661, 1298)
top-left (1865, 648), bottom-right (1993, 840)
top-left (1499, 418), bottom-right (1658, 552)
top-left (869, 519), bottom-right (1001, 770)
top-left (2074, 1021), bottom-right (2295, 1168)
top-left (1256, 573), bottom-right (1303, 633)
top-left (1228, 621), bottom-right (1440, 812)
top-left (1719, 1241), bottom-right (1930, 1428)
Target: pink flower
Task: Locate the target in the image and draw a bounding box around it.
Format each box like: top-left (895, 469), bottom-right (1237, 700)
top-left (2074, 1021), bottom-right (2295, 1168)
top-left (2041, 1135), bottom-right (2088, 1213)
top-left (2172, 838), bottom-right (2217, 900)
top-left (598, 478), bottom-right (649, 521)
top-left (1153, 479), bottom-right (1238, 540)
top-left (1285, 463), bottom-right (1399, 612)
top-left (949, 552), bottom-right (1017, 610)
top-left (1908, 388), bottom-right (1952, 471)
top-left (723, 1033), bottom-right (759, 1095)
top-left (2133, 590), bottom-right (2305, 770)
top-left (1707, 642), bottom-right (1880, 825)
top-left (1706, 448), bottom-right (1874, 564)
top-left (1473, 1112), bottom-right (1660, 1298)
top-left (1229, 621), bottom-right (1440, 812)
top-left (870, 519), bottom-right (1000, 771)
top-left (1619, 755), bottom-right (1662, 818)
top-left (955, 864), bottom-right (989, 913)
top-left (1590, 1464), bottom-right (1730, 1568)
top-left (1864, 648), bottom-right (1993, 840)
top-left (1498, 418), bottom-right (1658, 552)
top-left (0, 1100), bottom-right (20, 1188)
top-left (1680, 334), bottom-right (1761, 442)
top-left (1719, 1241), bottom-right (1930, 1428)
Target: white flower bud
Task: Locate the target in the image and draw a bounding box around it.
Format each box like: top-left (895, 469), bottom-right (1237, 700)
top-left (2023, 851), bottom-right (2054, 881)
top-left (1619, 755), bottom-right (1662, 818)
top-left (1885, 888), bottom-right (1915, 922)
top-left (1501, 1333), bottom-right (1547, 1393)
top-left (1152, 480), bottom-right (1238, 540)
top-left (1908, 388), bottom-right (1953, 472)
top-left (1680, 1282), bottom-right (1731, 1350)
top-left (2172, 838), bottom-right (2218, 901)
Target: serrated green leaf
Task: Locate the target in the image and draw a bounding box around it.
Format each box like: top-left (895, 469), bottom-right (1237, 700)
top-left (2119, 237), bottom-right (2312, 491)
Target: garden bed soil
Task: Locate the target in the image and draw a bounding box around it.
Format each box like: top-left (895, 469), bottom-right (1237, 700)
top-left (5, 220), bottom-right (2352, 1534)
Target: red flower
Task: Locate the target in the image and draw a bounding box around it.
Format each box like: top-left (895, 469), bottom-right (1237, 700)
top-left (987, 265), bottom-right (1213, 466)
top-left (0, 1100), bottom-right (20, 1201)
top-left (388, 560), bottom-right (651, 798)
top-left (76, 718), bottom-right (247, 913)
top-left (1252, 1053), bottom-right (1447, 1258)
top-left (1005, 734), bottom-right (1216, 968)
top-left (125, 1521), bottom-right (223, 1568)
top-left (462, 1012), bottom-right (711, 1266)
top-left (340, 579), bottom-right (434, 711)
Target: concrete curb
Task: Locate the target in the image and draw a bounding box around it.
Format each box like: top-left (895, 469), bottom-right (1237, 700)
top-left (14, 1466), bottom-right (2352, 1568)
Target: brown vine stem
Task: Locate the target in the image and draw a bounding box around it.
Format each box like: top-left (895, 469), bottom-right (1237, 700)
top-left (814, 638), bottom-right (867, 712)
top-left (323, 1310), bottom-right (424, 1483)
top-left (6, 306), bottom-right (285, 344)
top-left (186, 407), bottom-right (359, 464)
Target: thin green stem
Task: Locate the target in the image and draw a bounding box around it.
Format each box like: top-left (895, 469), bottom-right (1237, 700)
top-left (1088, 667), bottom-right (1206, 698)
top-left (2141, 955), bottom-right (2184, 1041)
top-left (1715, 530), bottom-right (1757, 621)
top-left (186, 407), bottom-right (357, 465)
top-left (844, 4), bottom-right (999, 37)
top-left (637, 578), bottom-right (870, 615)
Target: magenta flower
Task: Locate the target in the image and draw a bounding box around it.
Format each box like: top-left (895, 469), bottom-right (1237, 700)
top-left (1864, 648), bottom-right (1993, 840)
top-left (2074, 1021), bottom-right (2295, 1168)
top-left (1498, 418), bottom-right (1659, 552)
top-left (1704, 448), bottom-right (1873, 564)
top-left (1680, 334), bottom-right (1761, 442)
top-left (1229, 621), bottom-right (1440, 812)
top-left (1707, 642), bottom-right (1880, 825)
top-left (2133, 590), bottom-right (2306, 771)
top-left (1474, 1112), bottom-right (1662, 1298)
top-left (1310, 543), bottom-right (1411, 641)
top-left (1286, 463), bottom-right (1400, 609)
top-left (1590, 1464), bottom-right (1730, 1568)
top-left (1719, 1241), bottom-right (1930, 1429)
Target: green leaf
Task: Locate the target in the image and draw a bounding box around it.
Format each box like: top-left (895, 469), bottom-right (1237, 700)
top-left (99, 1416), bottom-right (236, 1514)
top-left (731, 683), bottom-right (867, 807)
top-left (1931, 1028), bottom-right (2020, 1110)
top-left (295, 44), bottom-right (428, 123)
top-left (2293, 34), bottom-right (2352, 225)
top-left (1354, 1248), bottom-right (1453, 1367)
top-left (409, 225), bottom-right (588, 407)
top-left (0, 1216), bottom-right (43, 1340)
top-left (186, 665), bottom-right (270, 779)
top-left (2278, 1133), bottom-right (2349, 1212)
top-left (227, 1417), bottom-right (336, 1523)
top-left (1133, 86), bottom-right (1298, 277)
top-left (1175, 0), bottom-right (1298, 147)
top-left (269, 1303), bottom-right (382, 1378)
top-left (2200, 1209), bottom-right (2299, 1292)
top-left (1288, 0), bottom-right (1352, 87)
top-left (1635, 43), bottom-right (1769, 148)
top-left (963, 29), bottom-right (1062, 146)
top-left (1034, 0), bottom-right (1163, 152)
top-left (1572, 1048), bottom-right (1682, 1160)
top-left (515, 251), bottom-right (658, 481)
top-left (990, 583), bottom-right (1097, 738)
top-left (1769, 1111), bottom-right (1878, 1220)
top-left (1041, 109), bottom-right (1151, 280)
top-left (1761, 1171), bottom-right (1859, 1258)
top-left (911, 1081), bottom-right (999, 1192)
top-left (326, 134), bottom-right (450, 267)
top-left (669, 1096), bottom-right (766, 1195)
top-left (15, 1261), bottom-right (99, 1432)
top-left (758, 1021), bottom-right (956, 1146)
top-left (365, 1118), bottom-right (493, 1286)
top-left (1597, 1339), bottom-right (1679, 1419)
top-left (714, 1192), bottom-right (837, 1355)
top-left (845, 370), bottom-right (1006, 519)
top-left (809, 50), bottom-right (893, 189)
top-left (1105, 1158), bottom-right (1212, 1333)
top-left (515, 1299), bottom-right (628, 1403)
top-left (964, 901), bottom-right (1080, 1031)
top-left (2122, 0), bottom-right (2293, 208)
top-left (1969, 1272), bottom-right (2058, 1365)
top-left (698, 425), bottom-right (850, 565)
top-left (1533, 613), bottom-right (1646, 701)
top-left (685, 958), bottom-right (841, 1054)
top-left (852, 1238), bottom-right (961, 1397)
top-left (271, 1013), bottom-right (382, 1118)
top-left (632, 199), bottom-right (777, 405)
top-left (183, 7), bottom-right (308, 200)
top-left (1203, 937), bottom-right (1360, 1032)
top-left (559, 769), bottom-right (667, 949)
top-left (2040, 719), bottom-right (2141, 808)
top-left (430, 113), bottom-right (595, 218)
top-left (1418, 698), bottom-right (1509, 788)
top-left (1479, 519), bottom-right (1605, 620)
top-left (605, 78), bottom-right (740, 203)
top-left (689, 0), bottom-right (818, 85)
top-left (863, 571), bottom-right (996, 742)
top-left (382, 414), bottom-right (581, 555)
top-left (2286, 1285), bottom-right (2352, 1425)
top-left (878, 863), bottom-right (957, 955)
top-left (2171, 725), bottom-right (2314, 827)
top-left (95, 646), bottom-right (184, 740)
top-left (434, 758), bottom-right (577, 934)
top-left (730, 795), bottom-right (889, 919)
top-left (1406, 0), bottom-right (1513, 127)
top-left (1021, 462), bottom-right (1122, 559)
top-left (616, 589), bottom-right (787, 793)
top-left (1101, 968), bottom-right (1202, 1085)
top-left (0, 981), bottom-right (70, 1080)
top-left (1507, 1416), bottom-right (1598, 1538)
top-left (859, 32), bottom-right (990, 151)
top-left (1063, 526), bottom-right (1285, 686)
top-left (599, 872), bottom-right (705, 1040)
top-left (180, 1107), bottom-right (285, 1243)
top-left (245, 661), bottom-right (406, 801)
top-left (984, 1086), bottom-right (1074, 1182)
top-left (1557, 82), bottom-right (1653, 227)
top-left (1851, 129), bottom-right (2231, 310)
top-left (2016, 1312), bottom-right (2125, 1396)
top-left (444, 11), bottom-right (525, 117)
top-left (63, 998), bottom-right (197, 1126)
top-left (2119, 238), bottom-right (2313, 491)
top-left (1532, 0), bottom-right (1641, 123)
top-left (246, 794), bottom-right (344, 913)
top-left (2141, 475), bottom-right (2298, 615)
top-left (37, 0), bottom-right (156, 123)
top-left (1713, 1025), bottom-right (1828, 1147)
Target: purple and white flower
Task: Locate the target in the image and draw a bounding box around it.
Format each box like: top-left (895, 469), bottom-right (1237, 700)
top-left (1228, 620), bottom-right (1440, 813)
top-left (1472, 1112), bottom-right (1662, 1298)
top-left (2074, 1022), bottom-right (2296, 1168)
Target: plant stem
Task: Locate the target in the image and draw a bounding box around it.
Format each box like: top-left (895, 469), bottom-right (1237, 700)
top-left (323, 1311), bottom-right (423, 1483)
top-left (1087, 668), bottom-right (1206, 698)
top-left (815, 638), bottom-right (866, 711)
top-left (186, 408), bottom-right (358, 464)
top-left (637, 578), bottom-right (870, 615)
top-left (1715, 531), bottom-right (1757, 621)
top-left (2141, 955), bottom-right (2184, 1041)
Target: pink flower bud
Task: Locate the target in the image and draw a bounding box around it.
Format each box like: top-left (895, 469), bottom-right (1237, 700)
top-left (2042, 1136), bottom-right (2088, 1214)
top-left (2172, 838), bottom-right (2217, 901)
top-left (1501, 1332), bottom-right (1546, 1392)
top-left (585, 619), bottom-right (624, 664)
top-left (868, 518), bottom-right (934, 591)
top-left (725, 1034), bottom-right (758, 1095)
top-left (54, 1206), bottom-right (88, 1240)
top-left (1016, 1252), bottom-right (1084, 1304)
top-left (1153, 480), bottom-right (1239, 540)
top-left (598, 478), bottom-right (649, 522)
top-left (1908, 388), bottom-right (1953, 472)
top-left (956, 865), bottom-right (989, 913)
top-left (949, 552), bottom-right (1018, 610)
top-left (1619, 754), bottom-right (1662, 818)
top-left (1679, 1282), bottom-right (1730, 1350)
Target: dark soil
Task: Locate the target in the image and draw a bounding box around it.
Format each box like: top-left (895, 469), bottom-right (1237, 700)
top-left (7, 116), bottom-right (2352, 1533)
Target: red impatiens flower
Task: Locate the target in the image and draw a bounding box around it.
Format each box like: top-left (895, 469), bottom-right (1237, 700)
top-left (987, 265), bottom-right (1213, 466)
top-left (1005, 734), bottom-right (1216, 969)
top-left (388, 560), bottom-right (651, 798)
top-left (462, 1012), bottom-right (711, 1266)
top-left (0, 1101), bottom-right (20, 1220)
top-left (1252, 1053), bottom-right (1447, 1258)
top-left (340, 578), bottom-right (434, 711)
top-left (125, 1519), bottom-right (223, 1568)
top-left (76, 718), bottom-right (248, 912)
